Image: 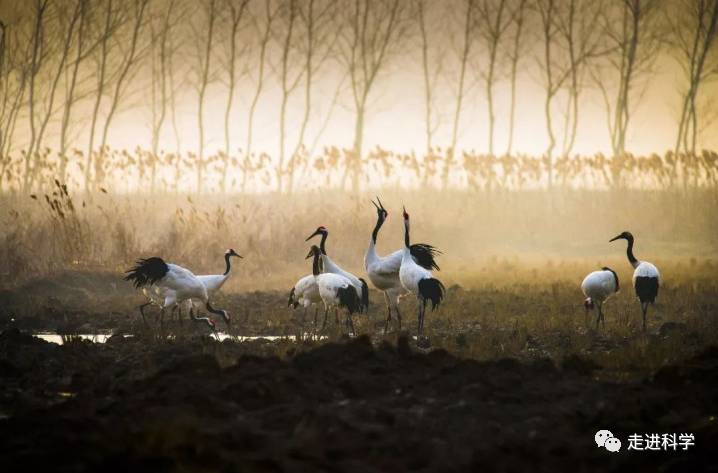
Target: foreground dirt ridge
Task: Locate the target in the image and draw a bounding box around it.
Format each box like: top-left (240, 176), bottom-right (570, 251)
top-left (0, 329), bottom-right (715, 472)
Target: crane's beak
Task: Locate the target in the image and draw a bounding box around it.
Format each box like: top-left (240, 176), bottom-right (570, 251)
top-left (305, 248), bottom-right (314, 259)
top-left (376, 196), bottom-right (385, 211)
top-left (371, 199), bottom-right (380, 210)
top-left (609, 235), bottom-right (622, 242)
top-left (305, 229), bottom-right (321, 241)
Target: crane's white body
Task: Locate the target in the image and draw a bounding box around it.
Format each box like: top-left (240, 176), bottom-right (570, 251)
top-left (321, 253), bottom-right (364, 300)
top-left (632, 261), bottom-right (661, 286)
top-left (198, 273), bottom-right (230, 295)
top-left (365, 240), bottom-right (408, 296)
top-left (315, 272), bottom-right (355, 309)
top-left (158, 263), bottom-right (209, 306)
top-left (399, 248), bottom-right (433, 294)
top-left (292, 274), bottom-right (321, 308)
top-left (581, 270), bottom-right (618, 304)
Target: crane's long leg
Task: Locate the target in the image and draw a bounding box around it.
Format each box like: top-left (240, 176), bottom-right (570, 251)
top-left (597, 302), bottom-right (605, 330)
top-left (138, 302), bottom-right (151, 326)
top-left (383, 292), bottom-right (392, 334)
top-left (321, 307), bottom-right (329, 331)
top-left (641, 302), bottom-right (649, 332)
top-left (422, 299), bottom-right (427, 336)
top-left (159, 307), bottom-right (166, 333)
top-left (334, 308), bottom-right (339, 324)
top-left (417, 298), bottom-right (423, 337)
top-left (394, 301), bottom-right (403, 331)
top-left (347, 312), bottom-right (356, 337)
top-left (170, 305), bottom-right (179, 328)
top-left (584, 305), bottom-right (590, 329)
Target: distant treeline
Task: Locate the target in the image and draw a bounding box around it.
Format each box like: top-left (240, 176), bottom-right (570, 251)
top-left (2, 1), bottom-right (718, 192)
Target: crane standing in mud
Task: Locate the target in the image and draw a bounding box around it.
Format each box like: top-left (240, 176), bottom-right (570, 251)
top-left (124, 257), bottom-right (230, 331)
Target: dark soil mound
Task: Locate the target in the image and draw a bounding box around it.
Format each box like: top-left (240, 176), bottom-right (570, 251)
top-left (0, 330), bottom-right (716, 472)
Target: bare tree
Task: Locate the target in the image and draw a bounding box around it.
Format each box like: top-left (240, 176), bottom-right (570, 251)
top-left (24, 0), bottom-right (50, 191)
top-left (191, 0), bottom-right (218, 193)
top-left (85, 0), bottom-right (123, 190)
top-left (535, 0), bottom-right (604, 187)
top-left (444, 0), bottom-right (477, 189)
top-left (592, 0), bottom-right (663, 163)
top-left (669, 0), bottom-right (718, 155)
top-left (58, 0), bottom-right (90, 182)
top-left (218, 0), bottom-right (250, 192)
top-left (506, 0), bottom-right (527, 155)
top-left (246, 1), bottom-right (278, 160)
top-left (276, 0), bottom-right (304, 193)
top-left (554, 0), bottom-right (605, 157)
top-left (415, 0), bottom-right (445, 155)
top-left (29, 0), bottom-right (86, 190)
top-left (337, 0), bottom-right (409, 192)
top-left (0, 17), bottom-right (32, 188)
top-left (476, 0), bottom-right (512, 156)
top-left (286, 0), bottom-right (335, 193)
top-left (93, 0), bottom-right (149, 189)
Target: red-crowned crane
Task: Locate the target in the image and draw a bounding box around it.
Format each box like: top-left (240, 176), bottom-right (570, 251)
top-left (124, 257), bottom-right (229, 331)
top-left (306, 226), bottom-right (369, 313)
top-left (610, 231), bottom-right (661, 331)
top-left (364, 197), bottom-right (441, 333)
top-left (306, 245), bottom-right (361, 335)
top-left (399, 207), bottom-right (445, 344)
top-left (580, 267), bottom-right (619, 329)
top-left (139, 249), bottom-right (240, 327)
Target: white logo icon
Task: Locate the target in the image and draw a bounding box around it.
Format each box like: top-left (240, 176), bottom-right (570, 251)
top-left (595, 430), bottom-right (621, 452)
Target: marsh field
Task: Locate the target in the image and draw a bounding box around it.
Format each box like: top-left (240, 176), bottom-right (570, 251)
top-left (1, 188), bottom-right (717, 471)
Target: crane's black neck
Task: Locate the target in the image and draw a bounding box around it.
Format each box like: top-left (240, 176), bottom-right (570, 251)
top-left (319, 231), bottom-right (328, 255)
top-left (371, 216), bottom-right (385, 244)
top-left (404, 220), bottom-right (410, 248)
top-left (625, 237), bottom-right (637, 266)
top-left (223, 253), bottom-right (232, 276)
top-left (312, 251), bottom-right (321, 277)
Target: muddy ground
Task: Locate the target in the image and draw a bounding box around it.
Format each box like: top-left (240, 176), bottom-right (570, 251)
top-left (0, 329), bottom-right (716, 472)
top-left (1, 270), bottom-right (717, 471)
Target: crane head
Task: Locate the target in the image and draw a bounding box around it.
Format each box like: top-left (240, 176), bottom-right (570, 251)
top-left (609, 231), bottom-right (634, 243)
top-left (226, 248), bottom-right (243, 258)
top-left (305, 245), bottom-right (321, 259)
top-left (305, 226), bottom-right (327, 241)
top-left (584, 297), bottom-right (594, 311)
top-left (371, 197), bottom-right (388, 221)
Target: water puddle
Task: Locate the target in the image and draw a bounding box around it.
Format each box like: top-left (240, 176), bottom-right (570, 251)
top-left (33, 333), bottom-right (324, 345)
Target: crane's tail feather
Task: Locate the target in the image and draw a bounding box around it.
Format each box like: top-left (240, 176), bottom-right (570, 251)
top-left (410, 243), bottom-right (442, 271)
top-left (418, 278), bottom-right (445, 310)
top-left (288, 287), bottom-right (299, 308)
top-left (124, 257), bottom-right (169, 288)
top-left (359, 278), bottom-right (369, 313)
top-left (337, 285), bottom-right (361, 315)
top-left (635, 276), bottom-right (659, 304)
top-left (601, 266), bottom-right (620, 292)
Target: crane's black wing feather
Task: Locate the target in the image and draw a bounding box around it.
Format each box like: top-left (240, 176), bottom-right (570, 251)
top-left (124, 257), bottom-right (169, 288)
top-left (410, 244), bottom-right (442, 271)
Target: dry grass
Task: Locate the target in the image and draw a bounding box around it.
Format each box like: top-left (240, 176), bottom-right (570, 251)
top-left (1, 185), bottom-right (716, 378)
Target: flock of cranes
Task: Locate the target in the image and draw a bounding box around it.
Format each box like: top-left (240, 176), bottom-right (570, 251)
top-left (124, 199), bottom-right (661, 340)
